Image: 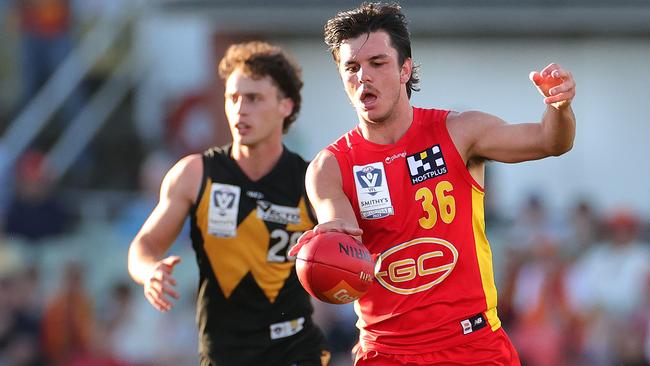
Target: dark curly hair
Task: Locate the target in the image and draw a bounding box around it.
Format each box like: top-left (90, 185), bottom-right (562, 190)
top-left (324, 2), bottom-right (420, 98)
top-left (218, 41), bottom-right (303, 132)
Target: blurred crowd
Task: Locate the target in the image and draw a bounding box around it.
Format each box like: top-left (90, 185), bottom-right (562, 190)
top-left (1, 146), bottom-right (649, 366)
top-left (498, 196), bottom-right (650, 366)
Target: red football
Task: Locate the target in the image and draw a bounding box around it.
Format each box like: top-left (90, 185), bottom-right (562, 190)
top-left (294, 231), bottom-right (375, 304)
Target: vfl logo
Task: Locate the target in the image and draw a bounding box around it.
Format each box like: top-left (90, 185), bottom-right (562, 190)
top-left (406, 145), bottom-right (447, 185)
top-left (207, 183), bottom-right (240, 237)
top-left (374, 237), bottom-right (458, 295)
top-left (353, 162), bottom-right (394, 220)
top-left (213, 190), bottom-right (236, 215)
top-left (355, 166), bottom-right (382, 196)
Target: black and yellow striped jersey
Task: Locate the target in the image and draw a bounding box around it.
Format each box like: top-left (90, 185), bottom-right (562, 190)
top-left (189, 144), bottom-right (326, 366)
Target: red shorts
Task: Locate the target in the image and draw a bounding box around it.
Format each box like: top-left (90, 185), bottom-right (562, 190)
top-left (354, 327), bottom-right (521, 366)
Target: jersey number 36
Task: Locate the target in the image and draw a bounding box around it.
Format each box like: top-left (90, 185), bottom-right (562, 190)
top-left (415, 180), bottom-right (456, 229)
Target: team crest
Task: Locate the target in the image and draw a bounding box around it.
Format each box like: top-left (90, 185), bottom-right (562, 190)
top-left (208, 183), bottom-right (241, 237)
top-left (406, 145), bottom-right (447, 185)
top-left (353, 162), bottom-right (394, 219)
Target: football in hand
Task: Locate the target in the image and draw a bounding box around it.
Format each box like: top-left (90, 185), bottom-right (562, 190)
top-left (294, 231), bottom-right (374, 304)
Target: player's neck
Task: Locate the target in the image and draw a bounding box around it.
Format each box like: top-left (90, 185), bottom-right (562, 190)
top-left (231, 139), bottom-right (284, 181)
top-left (359, 102), bottom-right (413, 145)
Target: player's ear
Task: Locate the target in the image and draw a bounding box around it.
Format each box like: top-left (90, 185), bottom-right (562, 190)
top-left (400, 58), bottom-right (412, 84)
top-left (279, 97), bottom-right (294, 118)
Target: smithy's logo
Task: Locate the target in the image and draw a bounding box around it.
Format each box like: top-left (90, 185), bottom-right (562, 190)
top-left (355, 165), bottom-right (383, 196)
top-left (406, 145), bottom-right (447, 185)
top-left (374, 237), bottom-right (458, 295)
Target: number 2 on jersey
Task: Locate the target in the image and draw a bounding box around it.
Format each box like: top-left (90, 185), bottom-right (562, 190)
top-left (415, 180), bottom-right (456, 229)
top-left (268, 229), bottom-right (303, 263)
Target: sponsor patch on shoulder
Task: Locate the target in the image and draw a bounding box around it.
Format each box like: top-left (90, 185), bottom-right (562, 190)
top-left (353, 162), bottom-right (394, 219)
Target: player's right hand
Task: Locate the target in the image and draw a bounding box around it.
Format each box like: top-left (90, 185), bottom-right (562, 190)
top-left (290, 220), bottom-right (363, 256)
top-left (529, 63), bottom-right (575, 110)
top-left (143, 255), bottom-right (181, 312)
top-left (312, 219), bottom-right (363, 237)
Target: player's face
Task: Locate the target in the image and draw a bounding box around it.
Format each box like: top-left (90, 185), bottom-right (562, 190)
top-left (337, 31), bottom-right (411, 124)
top-left (224, 69), bottom-right (292, 148)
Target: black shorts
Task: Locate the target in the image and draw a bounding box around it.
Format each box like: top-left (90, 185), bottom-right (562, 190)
top-left (199, 350), bottom-right (330, 366)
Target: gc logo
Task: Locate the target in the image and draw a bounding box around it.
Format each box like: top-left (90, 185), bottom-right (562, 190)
top-left (333, 289), bottom-right (356, 303)
top-left (375, 237), bottom-right (458, 295)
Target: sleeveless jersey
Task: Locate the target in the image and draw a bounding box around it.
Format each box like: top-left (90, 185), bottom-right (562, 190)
top-left (189, 144), bottom-right (326, 365)
top-left (327, 108), bottom-right (501, 354)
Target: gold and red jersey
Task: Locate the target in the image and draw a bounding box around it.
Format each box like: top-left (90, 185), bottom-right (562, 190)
top-left (326, 107), bottom-right (501, 354)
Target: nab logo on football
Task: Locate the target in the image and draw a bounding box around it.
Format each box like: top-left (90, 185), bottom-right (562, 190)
top-left (213, 190), bottom-right (236, 215)
top-left (374, 237), bottom-right (458, 295)
top-left (355, 166), bottom-right (382, 196)
top-left (406, 145), bottom-right (447, 185)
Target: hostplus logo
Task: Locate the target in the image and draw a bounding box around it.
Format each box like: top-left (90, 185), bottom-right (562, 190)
top-left (406, 145), bottom-right (447, 185)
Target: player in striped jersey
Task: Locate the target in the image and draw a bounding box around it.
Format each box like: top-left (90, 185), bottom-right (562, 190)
top-left (128, 41), bottom-right (329, 366)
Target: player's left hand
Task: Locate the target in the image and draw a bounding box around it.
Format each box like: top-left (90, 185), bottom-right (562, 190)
top-left (529, 63), bottom-right (575, 110)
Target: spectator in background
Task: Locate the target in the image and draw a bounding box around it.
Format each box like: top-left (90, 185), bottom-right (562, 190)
top-left (4, 149), bottom-right (72, 242)
top-left (640, 274), bottom-right (650, 364)
top-left (113, 149), bottom-right (178, 240)
top-left (500, 194), bottom-right (566, 327)
top-left (508, 237), bottom-right (578, 366)
top-left (506, 194), bottom-right (563, 256)
top-left (565, 199), bottom-right (602, 258)
top-left (42, 261), bottom-right (94, 366)
top-left (99, 280), bottom-right (197, 366)
top-left (311, 302), bottom-right (358, 366)
top-left (6, 0), bottom-right (85, 122)
top-left (0, 262), bottom-right (46, 366)
top-left (566, 209), bottom-right (650, 364)
top-left (69, 326), bottom-right (128, 366)
top-left (9, 0), bottom-right (72, 96)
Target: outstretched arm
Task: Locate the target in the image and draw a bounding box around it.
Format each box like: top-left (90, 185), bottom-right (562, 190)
top-left (450, 63), bottom-right (576, 164)
top-left (307, 150), bottom-right (362, 236)
top-left (127, 154), bottom-right (202, 312)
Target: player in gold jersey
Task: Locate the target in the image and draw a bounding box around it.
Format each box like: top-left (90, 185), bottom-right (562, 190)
top-left (128, 41), bottom-right (329, 366)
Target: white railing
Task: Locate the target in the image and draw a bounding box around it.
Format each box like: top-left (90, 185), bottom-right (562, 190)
top-left (0, 2), bottom-right (144, 179)
top-left (47, 55), bottom-right (138, 181)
